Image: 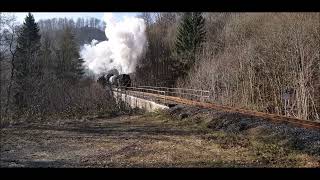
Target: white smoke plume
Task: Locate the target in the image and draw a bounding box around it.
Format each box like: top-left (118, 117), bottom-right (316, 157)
top-left (80, 13), bottom-right (146, 75)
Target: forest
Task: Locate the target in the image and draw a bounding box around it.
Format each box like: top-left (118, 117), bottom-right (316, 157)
top-left (0, 12), bottom-right (319, 127)
top-left (135, 13), bottom-right (320, 121)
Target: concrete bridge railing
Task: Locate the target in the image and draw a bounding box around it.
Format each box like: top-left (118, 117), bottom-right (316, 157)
top-left (113, 91), bottom-right (169, 112)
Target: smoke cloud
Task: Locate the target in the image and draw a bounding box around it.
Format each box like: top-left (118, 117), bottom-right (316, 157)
top-left (80, 13), bottom-right (146, 75)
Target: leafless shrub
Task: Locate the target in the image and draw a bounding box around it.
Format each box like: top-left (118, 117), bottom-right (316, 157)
top-left (1, 76), bottom-right (119, 126)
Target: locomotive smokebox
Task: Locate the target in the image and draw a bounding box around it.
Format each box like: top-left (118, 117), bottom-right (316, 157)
top-left (109, 74), bottom-right (131, 88)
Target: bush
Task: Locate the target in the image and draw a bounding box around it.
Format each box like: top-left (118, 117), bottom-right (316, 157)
top-left (1, 77), bottom-right (121, 124)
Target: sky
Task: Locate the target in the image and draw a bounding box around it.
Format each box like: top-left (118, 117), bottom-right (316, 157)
top-left (12, 12), bottom-right (139, 24)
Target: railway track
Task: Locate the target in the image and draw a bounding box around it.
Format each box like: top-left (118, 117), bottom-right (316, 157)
top-left (113, 88), bottom-right (320, 130)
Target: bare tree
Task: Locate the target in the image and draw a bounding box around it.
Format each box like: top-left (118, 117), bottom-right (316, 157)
top-left (0, 13), bottom-right (18, 117)
top-left (178, 13), bottom-right (320, 121)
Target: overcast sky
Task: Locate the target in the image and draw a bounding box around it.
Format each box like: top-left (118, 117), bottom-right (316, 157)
top-left (11, 12), bottom-right (139, 24)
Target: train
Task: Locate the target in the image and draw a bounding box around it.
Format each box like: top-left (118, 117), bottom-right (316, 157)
top-left (109, 74), bottom-right (131, 87)
top-left (97, 73), bottom-right (131, 88)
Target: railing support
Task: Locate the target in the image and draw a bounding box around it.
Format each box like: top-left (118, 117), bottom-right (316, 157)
top-left (111, 85), bottom-right (210, 106)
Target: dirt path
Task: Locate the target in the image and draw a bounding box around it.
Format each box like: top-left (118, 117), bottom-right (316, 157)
top-left (1, 112), bottom-right (319, 168)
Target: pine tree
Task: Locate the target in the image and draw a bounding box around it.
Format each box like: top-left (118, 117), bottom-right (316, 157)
top-left (174, 12), bottom-right (206, 79)
top-left (13, 12), bottom-right (41, 110)
top-left (55, 26), bottom-right (84, 82)
top-left (176, 13), bottom-right (193, 54)
top-left (175, 12), bottom-right (206, 63)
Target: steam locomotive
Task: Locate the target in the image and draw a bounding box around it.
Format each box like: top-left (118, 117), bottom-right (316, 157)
top-left (97, 73), bottom-right (131, 88)
top-left (109, 74), bottom-right (131, 87)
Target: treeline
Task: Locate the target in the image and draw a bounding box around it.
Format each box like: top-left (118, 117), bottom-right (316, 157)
top-left (38, 17), bottom-right (105, 31)
top-left (134, 13), bottom-right (320, 121)
top-left (0, 13), bottom-right (112, 125)
top-left (38, 17), bottom-right (107, 45)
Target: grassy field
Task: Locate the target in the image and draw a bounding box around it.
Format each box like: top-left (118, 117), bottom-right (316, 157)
top-left (0, 110), bottom-right (319, 167)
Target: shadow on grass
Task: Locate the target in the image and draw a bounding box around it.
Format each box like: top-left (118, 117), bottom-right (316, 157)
top-left (0, 159), bottom-right (78, 168)
top-left (7, 118), bottom-right (206, 141)
top-left (0, 158), bottom-right (262, 168)
top-left (95, 159), bottom-right (281, 168)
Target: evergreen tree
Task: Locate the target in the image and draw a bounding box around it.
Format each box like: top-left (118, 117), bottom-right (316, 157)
top-left (176, 13), bottom-right (192, 54)
top-left (13, 12), bottom-right (41, 109)
top-left (173, 12), bottom-right (206, 79)
top-left (175, 12), bottom-right (206, 65)
top-left (55, 26), bottom-right (84, 82)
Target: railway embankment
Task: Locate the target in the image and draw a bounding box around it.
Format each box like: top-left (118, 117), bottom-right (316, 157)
top-left (167, 104), bottom-right (320, 156)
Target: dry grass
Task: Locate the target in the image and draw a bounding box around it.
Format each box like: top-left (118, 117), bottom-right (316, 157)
top-left (1, 110), bottom-right (319, 168)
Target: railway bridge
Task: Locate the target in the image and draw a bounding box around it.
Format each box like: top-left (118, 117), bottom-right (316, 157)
top-left (111, 86), bottom-right (320, 130)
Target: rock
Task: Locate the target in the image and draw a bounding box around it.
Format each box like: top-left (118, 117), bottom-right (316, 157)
top-left (179, 113), bottom-right (189, 120)
top-left (168, 104), bottom-right (177, 108)
top-left (168, 104), bottom-right (185, 115)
